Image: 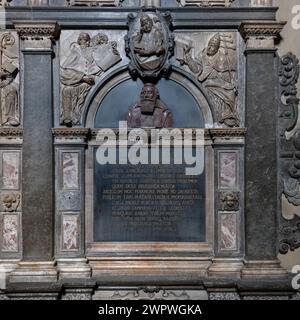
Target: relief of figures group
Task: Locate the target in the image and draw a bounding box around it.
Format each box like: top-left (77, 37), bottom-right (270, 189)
top-left (0, 11), bottom-right (240, 130)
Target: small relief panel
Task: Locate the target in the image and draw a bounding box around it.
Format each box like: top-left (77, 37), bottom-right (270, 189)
top-left (1, 214), bottom-right (19, 252)
top-left (219, 213), bottom-right (237, 251)
top-left (0, 31), bottom-right (20, 127)
top-left (57, 191), bottom-right (81, 211)
top-left (62, 214), bottom-right (79, 251)
top-left (219, 152), bottom-right (237, 189)
top-left (60, 30), bottom-right (125, 126)
top-left (0, 192), bottom-right (21, 212)
top-left (219, 191), bottom-right (239, 212)
top-left (1, 152), bottom-right (20, 190)
top-left (62, 152), bottom-right (79, 190)
top-left (174, 31), bottom-right (239, 127)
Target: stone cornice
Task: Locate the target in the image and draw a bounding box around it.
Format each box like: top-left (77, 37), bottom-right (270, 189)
top-left (208, 128), bottom-right (246, 138)
top-left (90, 128), bottom-right (247, 139)
top-left (239, 21), bottom-right (286, 40)
top-left (0, 127), bottom-right (23, 138)
top-left (53, 128), bottom-right (90, 139)
top-left (14, 21), bottom-right (60, 40)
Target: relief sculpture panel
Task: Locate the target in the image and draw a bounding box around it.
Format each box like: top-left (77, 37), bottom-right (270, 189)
top-left (0, 32), bottom-right (20, 127)
top-left (60, 31), bottom-right (123, 126)
top-left (175, 32), bottom-right (239, 127)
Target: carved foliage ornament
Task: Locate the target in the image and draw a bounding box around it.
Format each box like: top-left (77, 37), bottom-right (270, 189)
top-left (125, 10), bottom-right (174, 79)
top-left (279, 53), bottom-right (300, 254)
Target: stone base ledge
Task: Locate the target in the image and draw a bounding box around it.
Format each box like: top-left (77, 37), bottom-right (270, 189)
top-left (208, 258), bottom-right (244, 279)
top-left (242, 260), bottom-right (288, 279)
top-left (9, 261), bottom-right (58, 283)
top-left (57, 258), bottom-right (91, 279)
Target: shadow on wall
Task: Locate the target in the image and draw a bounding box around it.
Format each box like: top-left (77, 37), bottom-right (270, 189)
top-left (276, 0), bottom-right (300, 271)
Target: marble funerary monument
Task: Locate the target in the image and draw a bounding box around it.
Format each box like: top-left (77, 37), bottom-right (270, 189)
top-left (0, 0), bottom-right (299, 300)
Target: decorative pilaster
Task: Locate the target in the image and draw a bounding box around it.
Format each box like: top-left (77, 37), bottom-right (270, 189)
top-left (9, 23), bottom-right (60, 283)
top-left (53, 129), bottom-right (91, 279)
top-left (240, 21), bottom-right (288, 279)
top-left (208, 130), bottom-right (245, 278)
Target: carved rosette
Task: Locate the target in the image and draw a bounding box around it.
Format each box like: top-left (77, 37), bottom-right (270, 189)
top-left (279, 53), bottom-right (300, 254)
top-left (125, 10), bottom-right (174, 79)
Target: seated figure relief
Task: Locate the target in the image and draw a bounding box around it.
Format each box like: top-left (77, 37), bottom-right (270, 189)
top-left (177, 33), bottom-right (240, 128)
top-left (60, 32), bottom-right (122, 126)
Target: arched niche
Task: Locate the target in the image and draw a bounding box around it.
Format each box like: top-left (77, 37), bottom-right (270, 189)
top-left (84, 67), bottom-right (214, 128)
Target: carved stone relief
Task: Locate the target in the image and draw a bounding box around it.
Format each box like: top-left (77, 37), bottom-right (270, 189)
top-left (67, 0), bottom-right (123, 6)
top-left (127, 83), bottom-right (173, 128)
top-left (219, 192), bottom-right (239, 212)
top-left (125, 10), bottom-right (174, 79)
top-left (94, 288), bottom-right (208, 300)
top-left (176, 32), bottom-right (239, 127)
top-left (60, 31), bottom-right (123, 126)
top-left (0, 0), bottom-right (12, 7)
top-left (279, 53), bottom-right (300, 254)
top-left (178, 0), bottom-right (234, 7)
top-left (0, 32), bottom-right (20, 127)
top-left (1, 193), bottom-right (20, 212)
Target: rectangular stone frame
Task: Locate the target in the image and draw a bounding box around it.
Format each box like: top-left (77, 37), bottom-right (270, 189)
top-left (85, 134), bottom-right (214, 276)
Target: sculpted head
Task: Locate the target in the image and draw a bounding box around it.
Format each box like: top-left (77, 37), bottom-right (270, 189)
top-left (207, 33), bottom-right (221, 56)
top-left (140, 83), bottom-right (159, 114)
top-left (92, 33), bottom-right (109, 46)
top-left (77, 32), bottom-right (91, 49)
top-left (140, 13), bottom-right (153, 33)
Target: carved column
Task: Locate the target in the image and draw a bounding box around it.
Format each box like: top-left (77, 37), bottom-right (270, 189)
top-left (240, 21), bottom-right (288, 279)
top-left (10, 23), bottom-right (59, 283)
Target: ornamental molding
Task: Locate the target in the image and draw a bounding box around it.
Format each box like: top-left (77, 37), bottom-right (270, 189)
top-left (0, 128), bottom-right (23, 137)
top-left (52, 128), bottom-right (90, 139)
top-left (178, 0), bottom-right (234, 7)
top-left (209, 128), bottom-right (247, 138)
top-left (239, 21), bottom-right (285, 40)
top-left (14, 22), bottom-right (60, 41)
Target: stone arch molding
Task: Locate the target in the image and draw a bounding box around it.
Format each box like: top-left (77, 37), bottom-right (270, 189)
top-left (84, 66), bottom-right (214, 129)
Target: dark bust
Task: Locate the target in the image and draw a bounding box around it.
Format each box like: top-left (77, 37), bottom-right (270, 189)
top-left (127, 83), bottom-right (173, 128)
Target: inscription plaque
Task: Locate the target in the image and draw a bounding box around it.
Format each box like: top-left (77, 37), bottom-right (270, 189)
top-left (94, 148), bottom-right (205, 242)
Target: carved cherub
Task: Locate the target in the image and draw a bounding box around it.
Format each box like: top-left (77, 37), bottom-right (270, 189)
top-left (2, 194), bottom-right (20, 212)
